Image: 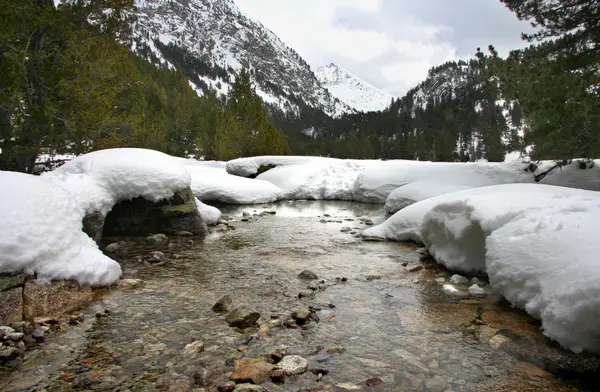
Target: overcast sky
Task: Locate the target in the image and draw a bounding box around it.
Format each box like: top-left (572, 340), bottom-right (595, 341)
top-left (234, 0), bottom-right (535, 97)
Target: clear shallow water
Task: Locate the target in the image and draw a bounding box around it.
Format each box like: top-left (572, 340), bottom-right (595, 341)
top-left (1, 201), bottom-right (599, 392)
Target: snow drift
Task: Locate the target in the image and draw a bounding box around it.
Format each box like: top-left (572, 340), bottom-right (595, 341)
top-left (384, 181), bottom-right (472, 214)
top-left (0, 171), bottom-right (121, 286)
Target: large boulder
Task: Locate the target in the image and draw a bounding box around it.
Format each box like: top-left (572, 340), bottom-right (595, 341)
top-left (102, 187), bottom-right (207, 237)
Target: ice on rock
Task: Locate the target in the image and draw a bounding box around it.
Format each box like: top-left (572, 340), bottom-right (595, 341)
top-left (0, 171), bottom-right (121, 286)
top-left (384, 181), bottom-right (472, 214)
top-left (468, 284), bottom-right (485, 296)
top-left (44, 148), bottom-right (191, 215)
top-left (195, 199), bottom-right (222, 225)
top-left (450, 275), bottom-right (469, 284)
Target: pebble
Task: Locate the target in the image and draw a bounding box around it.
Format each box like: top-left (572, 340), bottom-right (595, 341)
top-left (326, 346), bottom-right (345, 355)
top-left (307, 280), bottom-right (320, 290)
top-left (212, 295), bottom-right (233, 313)
top-left (298, 270), bottom-right (319, 280)
top-left (31, 328), bottom-right (45, 340)
top-left (365, 377), bottom-right (383, 387)
top-left (5, 332), bottom-right (24, 340)
top-left (291, 309), bottom-right (311, 325)
top-left (233, 384), bottom-right (267, 392)
top-left (0, 326), bottom-right (15, 338)
top-left (450, 274), bottom-right (469, 284)
top-left (277, 355), bottom-right (308, 374)
top-left (435, 277), bottom-right (446, 283)
top-left (182, 340), bottom-right (205, 356)
top-left (146, 233), bottom-right (169, 245)
top-left (298, 290), bottom-right (315, 299)
top-left (117, 278), bottom-right (143, 290)
top-left (105, 242), bottom-right (122, 253)
top-left (335, 383), bottom-right (361, 391)
top-left (148, 251), bottom-right (166, 263)
top-left (225, 307), bottom-right (261, 328)
top-left (468, 284), bottom-right (485, 296)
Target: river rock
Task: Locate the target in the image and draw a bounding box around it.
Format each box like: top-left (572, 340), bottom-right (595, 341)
top-left (104, 242), bottom-right (122, 253)
top-left (148, 251), bottom-right (166, 263)
top-left (5, 332), bottom-right (24, 340)
top-left (147, 234), bottom-right (169, 246)
top-left (226, 307), bottom-right (260, 328)
top-left (232, 384), bottom-right (267, 392)
top-left (103, 187), bottom-right (207, 236)
top-left (468, 284), bottom-right (485, 296)
top-left (307, 281), bottom-right (320, 290)
top-left (335, 383), bottom-right (361, 391)
top-left (31, 328), bottom-right (45, 340)
top-left (277, 355), bottom-right (308, 374)
top-left (450, 274), bottom-right (469, 284)
top-left (182, 340), bottom-right (205, 356)
top-left (298, 270), bottom-right (318, 280)
top-left (298, 290), bottom-right (315, 299)
top-left (212, 295), bottom-right (233, 313)
top-left (23, 280), bottom-right (93, 320)
top-left (231, 358), bottom-right (275, 384)
top-left (116, 278), bottom-right (143, 290)
top-left (291, 309), bottom-right (311, 324)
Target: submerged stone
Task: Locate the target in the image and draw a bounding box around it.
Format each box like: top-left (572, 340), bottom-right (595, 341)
top-left (212, 295), bottom-right (233, 313)
top-left (226, 307), bottom-right (260, 328)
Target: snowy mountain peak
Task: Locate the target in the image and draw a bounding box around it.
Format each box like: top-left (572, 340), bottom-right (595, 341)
top-left (315, 63), bottom-right (395, 112)
top-left (131, 0), bottom-right (353, 117)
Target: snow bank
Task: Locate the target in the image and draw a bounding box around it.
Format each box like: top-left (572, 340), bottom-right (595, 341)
top-left (384, 181), bottom-right (472, 214)
top-left (353, 160), bottom-right (533, 203)
top-left (418, 184), bottom-right (600, 353)
top-left (0, 171), bottom-right (121, 286)
top-left (45, 148), bottom-right (191, 215)
top-left (485, 197), bottom-right (600, 353)
top-left (226, 156), bottom-right (340, 177)
top-left (195, 199), bottom-right (222, 225)
top-left (256, 161), bottom-right (368, 200)
top-left (420, 185), bottom-right (594, 273)
top-left (363, 183), bottom-right (584, 244)
top-left (183, 161), bottom-right (282, 204)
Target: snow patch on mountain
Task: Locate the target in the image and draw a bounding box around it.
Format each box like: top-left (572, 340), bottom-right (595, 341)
top-left (315, 63), bottom-right (395, 112)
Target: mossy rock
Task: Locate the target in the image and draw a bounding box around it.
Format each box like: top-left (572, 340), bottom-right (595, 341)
top-left (103, 187), bottom-right (206, 236)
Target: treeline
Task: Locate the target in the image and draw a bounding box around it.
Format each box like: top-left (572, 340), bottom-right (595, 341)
top-left (0, 0), bottom-right (288, 172)
top-left (269, 0), bottom-right (600, 162)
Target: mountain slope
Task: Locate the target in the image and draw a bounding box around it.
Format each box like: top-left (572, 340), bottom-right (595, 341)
top-left (132, 0), bottom-right (353, 116)
top-left (315, 63), bottom-right (395, 112)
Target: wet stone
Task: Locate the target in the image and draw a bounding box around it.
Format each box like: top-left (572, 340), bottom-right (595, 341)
top-left (277, 355), bottom-right (308, 374)
top-left (105, 242), bottom-right (123, 253)
top-left (147, 233), bottom-right (169, 245)
top-left (231, 358), bottom-right (275, 384)
top-left (217, 381), bottom-right (236, 392)
top-left (148, 251), bottom-right (166, 263)
top-left (212, 295), bottom-right (233, 313)
top-left (226, 307), bottom-right (260, 329)
top-left (298, 290), bottom-right (315, 299)
top-left (291, 309), bottom-right (311, 324)
top-left (182, 340), bottom-right (205, 356)
top-left (298, 270), bottom-right (319, 280)
top-left (233, 384), bottom-right (267, 392)
top-left (365, 377), bottom-right (383, 387)
top-left (308, 280), bottom-right (320, 290)
top-left (31, 328), bottom-right (45, 340)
